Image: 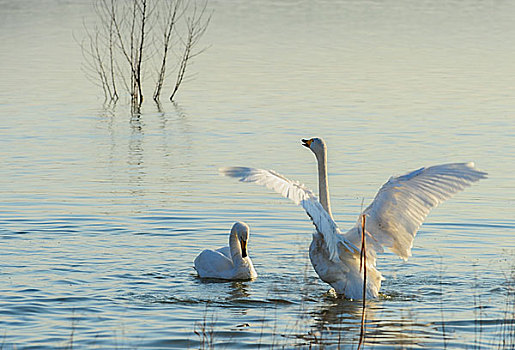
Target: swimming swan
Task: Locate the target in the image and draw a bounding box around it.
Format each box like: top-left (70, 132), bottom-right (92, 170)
top-left (220, 137), bottom-right (486, 299)
top-left (194, 222), bottom-right (257, 280)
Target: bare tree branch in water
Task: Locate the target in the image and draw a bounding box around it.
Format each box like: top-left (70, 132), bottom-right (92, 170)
top-left (80, 19), bottom-right (118, 103)
top-left (169, 0), bottom-right (211, 102)
top-left (109, 0), bottom-right (154, 108)
top-left (82, 0), bottom-right (210, 110)
top-left (153, 0), bottom-right (182, 102)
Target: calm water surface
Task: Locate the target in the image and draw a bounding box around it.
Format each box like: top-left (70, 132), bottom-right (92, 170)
top-left (1, 0), bottom-right (514, 349)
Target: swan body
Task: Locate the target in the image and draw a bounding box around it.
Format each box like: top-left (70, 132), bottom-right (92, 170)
top-left (220, 138), bottom-right (486, 299)
top-left (194, 222), bottom-right (257, 280)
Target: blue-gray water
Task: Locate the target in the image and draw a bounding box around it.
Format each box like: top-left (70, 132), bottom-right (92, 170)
top-left (1, 0), bottom-right (514, 348)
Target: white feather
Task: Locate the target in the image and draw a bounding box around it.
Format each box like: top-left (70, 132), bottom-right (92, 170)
top-left (219, 167), bottom-right (359, 260)
top-left (354, 162), bottom-right (487, 260)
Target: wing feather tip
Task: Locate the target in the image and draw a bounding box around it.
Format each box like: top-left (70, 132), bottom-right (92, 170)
top-left (464, 162), bottom-right (488, 179)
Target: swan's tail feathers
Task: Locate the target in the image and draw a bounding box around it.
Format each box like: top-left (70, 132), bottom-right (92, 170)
top-left (330, 255), bottom-right (382, 299)
top-left (363, 263), bottom-right (382, 299)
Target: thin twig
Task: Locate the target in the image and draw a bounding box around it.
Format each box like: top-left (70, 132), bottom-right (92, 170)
top-left (440, 256), bottom-right (447, 350)
top-left (357, 213), bottom-right (367, 350)
top-left (153, 0), bottom-right (182, 101)
top-left (170, 0), bottom-right (211, 101)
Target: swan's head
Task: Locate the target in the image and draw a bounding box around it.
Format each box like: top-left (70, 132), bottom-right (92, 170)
top-left (232, 221), bottom-right (250, 258)
top-left (302, 137), bottom-right (326, 158)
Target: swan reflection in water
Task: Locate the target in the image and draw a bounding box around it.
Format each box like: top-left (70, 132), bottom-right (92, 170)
top-left (227, 281), bottom-right (251, 300)
top-left (284, 293), bottom-right (435, 348)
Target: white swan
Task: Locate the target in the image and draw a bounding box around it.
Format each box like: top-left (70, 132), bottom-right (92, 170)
top-left (220, 137), bottom-right (487, 299)
top-left (194, 222), bottom-right (257, 280)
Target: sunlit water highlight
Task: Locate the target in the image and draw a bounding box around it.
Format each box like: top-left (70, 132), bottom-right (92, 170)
top-left (0, 0), bottom-right (514, 349)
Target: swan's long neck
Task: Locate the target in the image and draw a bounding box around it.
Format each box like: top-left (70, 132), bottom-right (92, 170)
top-left (229, 229), bottom-right (243, 263)
top-left (316, 148), bottom-right (333, 219)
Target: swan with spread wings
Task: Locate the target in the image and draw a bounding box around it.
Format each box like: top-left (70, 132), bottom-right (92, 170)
top-left (220, 137), bottom-right (486, 299)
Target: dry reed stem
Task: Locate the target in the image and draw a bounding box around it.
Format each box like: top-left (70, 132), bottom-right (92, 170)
top-left (357, 214), bottom-right (367, 350)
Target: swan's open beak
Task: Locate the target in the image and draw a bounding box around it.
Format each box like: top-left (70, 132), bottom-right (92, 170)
top-left (240, 239), bottom-right (248, 258)
top-left (302, 139), bottom-right (312, 148)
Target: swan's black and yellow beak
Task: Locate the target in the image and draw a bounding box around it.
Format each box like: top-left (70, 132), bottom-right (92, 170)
top-left (240, 239), bottom-right (248, 258)
top-left (302, 138), bottom-right (313, 148)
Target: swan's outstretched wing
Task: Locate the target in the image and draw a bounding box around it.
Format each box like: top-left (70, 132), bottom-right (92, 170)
top-left (220, 167), bottom-right (358, 260)
top-left (349, 162), bottom-right (487, 260)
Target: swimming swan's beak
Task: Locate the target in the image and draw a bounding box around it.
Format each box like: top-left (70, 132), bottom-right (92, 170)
top-left (301, 139), bottom-right (312, 148)
top-left (240, 239), bottom-right (248, 258)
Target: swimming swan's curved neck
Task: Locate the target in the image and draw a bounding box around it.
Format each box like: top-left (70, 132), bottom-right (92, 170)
top-left (316, 149), bottom-right (333, 218)
top-left (229, 228), bottom-right (243, 262)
